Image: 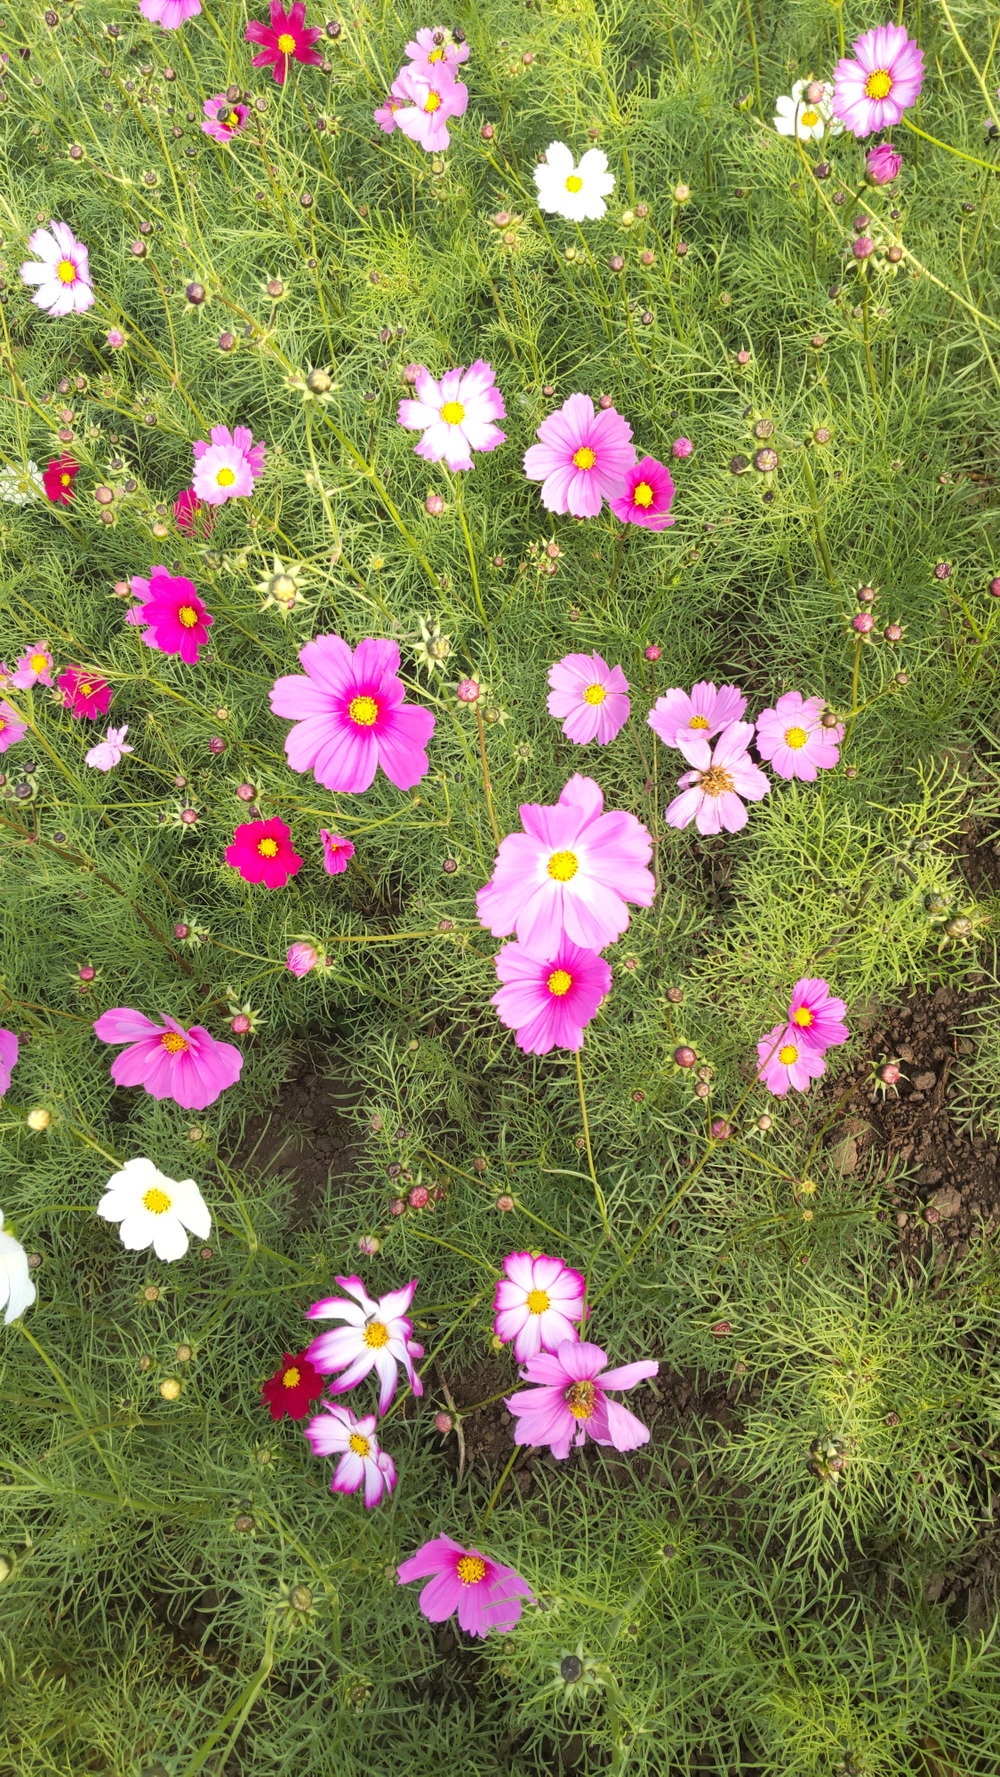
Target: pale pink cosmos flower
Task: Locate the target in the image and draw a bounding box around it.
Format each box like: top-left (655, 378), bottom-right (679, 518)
top-left (320, 829), bottom-right (354, 874)
top-left (270, 635), bottom-right (435, 794)
top-left (85, 724), bottom-right (134, 772)
top-left (524, 394), bottom-right (636, 519)
top-left (507, 1339), bottom-right (658, 1460)
top-left (305, 1275), bottom-right (424, 1417)
top-left (0, 701), bottom-right (26, 753)
top-left (494, 1251), bottom-right (586, 1362)
top-left (391, 63), bottom-right (468, 153)
top-left (287, 942), bottom-right (320, 977)
top-left (139, 0), bottom-right (202, 26)
top-left (787, 977), bottom-right (849, 1050)
top-left (755, 692), bottom-right (842, 781)
top-left (832, 24), bottom-right (924, 138)
top-left (374, 91), bottom-right (403, 133)
top-left (93, 1009), bottom-right (243, 1109)
top-left (757, 1026), bottom-right (827, 1096)
top-left (191, 425), bottom-right (266, 505)
top-left (477, 773), bottom-right (655, 955)
top-left (20, 220), bottom-right (94, 317)
top-left (304, 1402), bottom-right (397, 1508)
top-left (491, 938), bottom-right (611, 1055)
top-left (665, 721), bottom-right (770, 836)
top-left (647, 681), bottom-right (747, 749)
top-left (0, 1029), bottom-right (19, 1096)
top-left (404, 26), bottom-right (470, 81)
top-left (397, 1536), bottom-right (533, 1638)
top-left (12, 644), bottom-right (54, 689)
top-left (397, 360), bottom-right (506, 473)
top-left (546, 651), bottom-right (629, 746)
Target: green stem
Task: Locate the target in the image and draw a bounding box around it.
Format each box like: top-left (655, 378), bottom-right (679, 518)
top-left (742, 0), bottom-right (762, 116)
top-left (799, 451), bottom-right (836, 588)
top-left (180, 1617), bottom-right (277, 1777)
top-left (474, 705), bottom-right (501, 850)
top-left (576, 1050), bottom-right (612, 1243)
top-left (900, 114), bottom-right (999, 174)
top-left (479, 1446), bottom-right (521, 1535)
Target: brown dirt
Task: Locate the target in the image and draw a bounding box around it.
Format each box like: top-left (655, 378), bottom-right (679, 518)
top-left (234, 1044), bottom-right (358, 1228)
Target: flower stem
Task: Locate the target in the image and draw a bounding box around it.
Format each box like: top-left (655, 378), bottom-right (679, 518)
top-left (742, 0), bottom-right (762, 116)
top-left (576, 1049), bottom-right (612, 1243)
top-left (475, 705), bottom-right (501, 850)
top-left (479, 1445), bottom-right (522, 1536)
top-left (799, 450), bottom-right (836, 588)
top-left (455, 471), bottom-right (491, 635)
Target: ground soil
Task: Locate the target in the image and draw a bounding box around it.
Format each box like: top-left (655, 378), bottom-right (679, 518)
top-left (233, 1043), bottom-right (358, 1227)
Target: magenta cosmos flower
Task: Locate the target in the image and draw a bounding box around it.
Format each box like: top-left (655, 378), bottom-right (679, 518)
top-left (20, 221), bottom-right (94, 318)
top-left (665, 721), bottom-right (770, 836)
top-left (404, 27), bottom-right (470, 80)
top-left (306, 1275), bottom-right (424, 1416)
top-left (755, 692), bottom-right (841, 782)
top-left (609, 456), bottom-right (675, 531)
top-left (287, 941), bottom-right (320, 977)
top-left (93, 1009), bottom-right (243, 1109)
top-left (0, 701), bottom-right (26, 754)
top-left (757, 1026), bottom-right (827, 1096)
top-left (245, 1), bottom-right (323, 85)
top-left (397, 1536), bottom-right (533, 1638)
top-left (270, 635), bottom-right (435, 794)
top-left (58, 667), bottom-right (112, 720)
top-left (174, 488), bottom-right (215, 537)
top-left (11, 643), bottom-right (53, 689)
top-left (202, 93), bottom-right (249, 142)
top-left (787, 977), bottom-right (849, 1050)
top-left (226, 817), bottom-right (303, 888)
top-left (648, 681), bottom-right (746, 749)
top-left (866, 142), bottom-right (902, 183)
top-left (320, 829), bottom-right (354, 874)
top-left (397, 360), bottom-right (506, 473)
top-left (191, 425), bottom-right (265, 505)
top-left (494, 1251), bottom-right (586, 1363)
top-left (524, 394), bottom-right (636, 519)
top-left (390, 64), bottom-right (468, 153)
top-left (0, 1029), bottom-right (18, 1095)
top-left (492, 938), bottom-right (611, 1056)
top-left (85, 724), bottom-right (133, 772)
top-left (139, 0), bottom-right (201, 25)
top-left (507, 1339), bottom-right (658, 1460)
top-left (477, 773), bottom-right (655, 955)
top-left (128, 569), bottom-right (213, 665)
top-left (832, 24), bottom-right (924, 138)
top-left (304, 1403), bottom-right (397, 1509)
top-left (546, 652), bottom-right (630, 746)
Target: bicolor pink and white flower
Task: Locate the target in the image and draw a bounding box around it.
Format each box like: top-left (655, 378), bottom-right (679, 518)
top-left (11, 644), bottom-right (53, 689)
top-left (390, 63), bottom-right (468, 153)
top-left (191, 425), bottom-right (265, 505)
top-left (832, 24), bottom-right (924, 138)
top-left (397, 1536), bottom-right (533, 1638)
top-left (320, 829), bottom-right (355, 874)
top-left (20, 221), bottom-right (94, 317)
top-left (404, 27), bottom-right (470, 81)
top-left (757, 1026), bottom-right (827, 1096)
top-left (647, 681), bottom-right (747, 749)
top-left (477, 773), bottom-right (655, 954)
top-left (665, 721), bottom-right (770, 836)
top-left (786, 977), bottom-right (849, 1050)
top-left (397, 360), bottom-right (506, 472)
top-left (507, 1339), bottom-right (658, 1460)
top-left (0, 701), bottom-right (26, 754)
top-left (609, 456), bottom-right (675, 530)
top-left (524, 394), bottom-right (636, 519)
top-left (755, 692), bottom-right (841, 781)
top-left (85, 725), bottom-right (134, 772)
top-left (306, 1275), bottom-right (424, 1416)
top-left (93, 1008), bottom-right (243, 1109)
top-left (533, 142), bottom-right (615, 222)
top-left (202, 93), bottom-right (249, 141)
top-left (546, 652), bottom-right (630, 746)
top-left (494, 1251), bottom-right (586, 1362)
top-left (304, 1402), bottom-right (397, 1508)
top-left (491, 938), bottom-right (611, 1055)
top-left (270, 635), bottom-right (435, 794)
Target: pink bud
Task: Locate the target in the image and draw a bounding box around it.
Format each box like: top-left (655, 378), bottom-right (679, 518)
top-left (425, 493), bottom-right (445, 515)
top-left (674, 1045), bottom-right (697, 1068)
top-left (457, 678), bottom-right (480, 703)
top-left (672, 437), bottom-right (693, 459)
top-left (231, 1013), bottom-right (252, 1035)
top-left (389, 1197), bottom-right (407, 1216)
top-left (180, 808), bottom-right (197, 825)
top-left (408, 1185), bottom-right (430, 1209)
top-left (435, 1412), bottom-right (453, 1434)
top-left (496, 1194), bottom-right (514, 1211)
top-left (711, 1320), bottom-right (731, 1336)
top-left (403, 363), bottom-right (422, 385)
top-left (174, 923), bottom-right (190, 940)
top-left (208, 736), bottom-right (225, 755)
top-left (879, 1062), bottom-right (901, 1085)
top-left (645, 644), bottom-right (661, 661)
top-left (358, 1234), bottom-right (381, 1255)
top-left (852, 613), bottom-right (875, 634)
top-left (287, 942), bottom-right (319, 978)
top-left (78, 964), bottom-right (96, 981)
top-left (853, 237), bottom-right (875, 260)
top-left (236, 783), bottom-right (256, 801)
top-left (710, 1118), bottom-right (732, 1140)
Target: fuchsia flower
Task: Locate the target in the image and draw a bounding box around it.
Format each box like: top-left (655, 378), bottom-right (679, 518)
top-left (58, 667), bottom-right (112, 720)
top-left (546, 652), bottom-right (630, 746)
top-left (306, 1275), bottom-right (424, 1416)
top-left (397, 360), bottom-right (506, 472)
top-left (320, 830), bottom-right (354, 874)
top-left (304, 1402), bottom-right (396, 1508)
top-left (866, 142), bottom-right (902, 183)
top-left (191, 425), bottom-right (266, 505)
top-left (139, 0), bottom-right (202, 25)
top-left (128, 569), bottom-right (213, 665)
top-left (287, 941), bottom-right (320, 976)
top-left (202, 93), bottom-right (249, 142)
top-left (93, 1008), bottom-right (243, 1109)
top-left (832, 24), bottom-right (924, 138)
top-left (491, 938), bottom-right (611, 1055)
top-left (397, 1536), bottom-right (533, 1638)
top-left (270, 635), bottom-right (435, 794)
top-left (245, 1), bottom-right (323, 85)
top-left (507, 1339), bottom-right (658, 1460)
top-left (43, 456), bottom-right (78, 503)
top-left (494, 1252), bottom-right (587, 1362)
top-left (390, 64), bottom-right (468, 153)
top-left (477, 773), bottom-right (655, 955)
top-left (609, 456), bottom-right (675, 530)
top-left (174, 488), bottom-right (215, 537)
top-left (665, 721), bottom-right (770, 835)
top-left (226, 817), bottom-right (303, 888)
top-left (404, 27), bottom-right (470, 81)
top-left (524, 394), bottom-right (636, 519)
top-left (757, 1027), bottom-right (827, 1096)
top-left (20, 221), bottom-right (94, 317)
top-left (0, 701), bottom-right (26, 753)
top-left (11, 644), bottom-right (53, 689)
top-left (0, 1029), bottom-right (18, 1096)
top-left (85, 724), bottom-right (133, 772)
top-left (648, 681), bottom-right (747, 749)
top-left (755, 692), bottom-right (842, 781)
top-left (787, 977), bottom-right (849, 1049)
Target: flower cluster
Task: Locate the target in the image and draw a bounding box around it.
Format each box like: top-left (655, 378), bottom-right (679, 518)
top-left (374, 28), bottom-right (469, 152)
top-left (757, 977), bottom-right (850, 1096)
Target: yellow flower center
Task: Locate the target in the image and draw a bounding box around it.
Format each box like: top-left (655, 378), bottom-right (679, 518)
top-left (0, 720), bottom-right (5, 733)
top-left (277, 31), bottom-right (296, 51)
top-left (440, 400), bottom-right (465, 425)
top-left (688, 714), bottom-right (710, 729)
top-left (61, 473), bottom-right (72, 487)
top-left (216, 467), bottom-right (236, 487)
top-left (699, 766), bottom-right (734, 797)
top-left (565, 174), bottom-right (583, 193)
top-left (572, 446), bottom-right (596, 471)
top-left (56, 258), bottom-right (77, 284)
top-left (161, 1031), bottom-right (188, 1053)
top-left (547, 969), bottom-right (572, 997)
top-left (178, 606), bottom-right (199, 628)
top-left (778, 1044), bottom-right (799, 1065)
top-left (799, 109), bottom-right (820, 127)
top-left (424, 91), bottom-right (441, 112)
top-left (80, 683), bottom-right (93, 696)
top-left (349, 1432), bottom-right (371, 1457)
top-left (784, 726), bottom-right (808, 749)
top-left (632, 480), bottom-right (654, 508)
top-left (349, 694), bottom-right (379, 726)
top-left (363, 1321), bottom-right (390, 1349)
top-left (792, 1007), bottom-right (814, 1027)
top-left (565, 1379), bottom-right (596, 1420)
top-left (30, 653), bottom-right (48, 672)
top-left (548, 849), bottom-right (579, 882)
top-left (526, 1288), bottom-right (551, 1314)
top-left (864, 68), bottom-right (893, 100)
top-left (282, 1366), bottom-right (301, 1388)
top-left (583, 683), bottom-right (606, 705)
top-left (429, 46), bottom-right (445, 62)
top-left (258, 837), bottom-right (279, 857)
top-left (142, 1187), bottom-right (172, 1214)
top-left (224, 110), bottom-right (240, 128)
top-left (456, 1555), bottom-right (486, 1585)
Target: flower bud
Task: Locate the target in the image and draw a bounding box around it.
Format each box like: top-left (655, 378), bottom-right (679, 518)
top-left (435, 1412), bottom-right (453, 1434)
top-left (408, 1185), bottom-right (429, 1209)
top-left (457, 678), bottom-right (480, 703)
top-left (853, 236), bottom-right (875, 260)
top-left (358, 1234), bottom-right (380, 1256)
top-left (710, 1320), bottom-right (731, 1337)
top-left (813, 426), bottom-right (831, 445)
top-left (852, 613), bottom-right (875, 634)
top-left (389, 1197), bottom-right (406, 1216)
top-left (674, 1045), bottom-right (696, 1068)
top-left (671, 437), bottom-right (693, 459)
top-left (473, 1156), bottom-right (488, 1173)
top-left (886, 245), bottom-right (903, 263)
top-left (425, 493), bottom-right (444, 515)
top-left (160, 1377), bottom-right (181, 1400)
top-left (231, 1014), bottom-right (251, 1034)
top-left (608, 253), bottom-right (625, 272)
top-left (186, 282), bottom-right (206, 305)
top-left (879, 1062), bottom-right (901, 1085)
top-left (933, 560), bottom-right (951, 579)
top-left (756, 1114), bottom-right (772, 1131)
top-left (884, 622), bottom-right (903, 642)
top-left (710, 1118), bottom-right (732, 1140)
top-left (621, 209), bottom-right (635, 227)
top-left (481, 122), bottom-right (494, 140)
top-left (645, 644), bottom-right (661, 661)
top-left (496, 1194), bottom-right (514, 1211)
top-left (27, 1108), bottom-right (51, 1131)
top-left (673, 182), bottom-right (690, 203)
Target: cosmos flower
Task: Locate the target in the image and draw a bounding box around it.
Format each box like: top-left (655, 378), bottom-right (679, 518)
top-left (546, 651), bottom-right (630, 746)
top-left (609, 455), bottom-right (676, 530)
top-left (0, 701), bottom-right (26, 754)
top-left (664, 721), bottom-right (770, 835)
top-left (533, 142), bottom-right (615, 221)
top-left (270, 635), bottom-right (435, 794)
top-left (390, 63), bottom-right (468, 153)
top-left (20, 220), bottom-right (94, 317)
top-left (11, 644), bottom-right (53, 688)
top-left (85, 724), bottom-right (134, 772)
top-left (304, 1402), bottom-right (397, 1508)
top-left (57, 667), bottom-right (112, 720)
top-left (93, 1008), bottom-right (244, 1110)
top-left (647, 681), bottom-right (747, 749)
top-left (773, 78), bottom-right (841, 140)
top-left (174, 488), bottom-right (215, 536)
top-left (305, 1275), bottom-right (424, 1417)
top-left (0, 1029), bottom-right (19, 1096)
top-left (756, 1026), bottom-right (828, 1096)
top-left (523, 394), bottom-right (636, 519)
top-left (374, 90), bottom-right (404, 133)
top-left (0, 1211), bottom-right (36, 1326)
top-left (755, 692), bottom-right (842, 782)
top-left (0, 462), bottom-right (41, 505)
top-left (320, 830), bottom-right (355, 874)
top-left (866, 142), bottom-right (902, 183)
top-left (139, 0), bottom-right (202, 26)
top-left (403, 26), bottom-right (470, 81)
top-left (397, 1536), bottom-right (533, 1638)
top-left (245, 0), bottom-right (323, 85)
top-left (43, 455), bottom-right (78, 503)
top-left (262, 1350), bottom-right (326, 1421)
top-left (191, 425), bottom-right (266, 505)
top-left (96, 1157), bottom-right (211, 1261)
top-left (786, 977), bottom-right (849, 1050)
top-left (494, 1251), bottom-right (587, 1362)
top-left (225, 817), bottom-right (303, 888)
top-left (506, 1339), bottom-right (658, 1460)
top-left (128, 570), bottom-right (213, 665)
top-left (491, 938), bottom-right (611, 1056)
top-left (286, 941), bottom-right (320, 976)
top-left (201, 92), bottom-right (249, 141)
top-left (397, 360), bottom-right (506, 473)
top-left (832, 24), bottom-right (924, 138)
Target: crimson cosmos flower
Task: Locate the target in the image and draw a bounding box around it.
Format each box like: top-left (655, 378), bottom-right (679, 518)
top-left (245, 1), bottom-right (323, 86)
top-left (262, 1351), bottom-right (326, 1421)
top-left (43, 455), bottom-right (78, 503)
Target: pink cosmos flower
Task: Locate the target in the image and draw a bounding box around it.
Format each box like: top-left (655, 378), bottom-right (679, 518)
top-left (304, 1402), bottom-right (397, 1509)
top-left (85, 724), bottom-right (134, 772)
top-left (755, 692), bottom-right (841, 782)
top-left (492, 938), bottom-right (611, 1056)
top-left (305, 1275), bottom-right (424, 1417)
top-left (139, 0), bottom-right (202, 25)
top-left (174, 488), bottom-right (215, 537)
top-left (404, 27), bottom-right (470, 81)
top-left (374, 92), bottom-right (403, 133)
top-left (320, 829), bottom-right (355, 874)
top-left (202, 93), bottom-right (249, 142)
top-left (225, 817), bottom-right (303, 888)
top-left (0, 1029), bottom-right (18, 1095)
top-left (58, 667), bottom-right (112, 720)
top-left (397, 1536), bottom-right (533, 1638)
top-left (647, 681), bottom-right (747, 749)
top-left (0, 701), bottom-right (26, 753)
top-left (787, 977), bottom-right (849, 1050)
top-left (507, 1339), bottom-right (658, 1460)
top-left (757, 1025), bottom-right (827, 1096)
top-left (245, 1), bottom-right (323, 85)
top-left (609, 455), bottom-right (675, 530)
top-left (866, 142), bottom-right (902, 183)
top-left (270, 635), bottom-right (435, 794)
top-left (128, 570), bottom-right (213, 665)
top-left (20, 221), bottom-right (94, 317)
top-left (287, 941), bottom-right (320, 976)
top-left (191, 425), bottom-right (266, 505)
top-left (494, 1251), bottom-right (587, 1362)
top-left (546, 652), bottom-right (630, 746)
top-left (11, 644), bottom-right (53, 689)
top-left (93, 1008), bottom-right (243, 1110)
top-left (665, 721), bottom-right (770, 836)
top-left (397, 360), bottom-right (506, 473)
top-left (832, 24), bottom-right (924, 138)
top-left (523, 394), bottom-right (636, 519)
top-left (477, 773), bottom-right (655, 955)
top-left (390, 63), bottom-right (468, 153)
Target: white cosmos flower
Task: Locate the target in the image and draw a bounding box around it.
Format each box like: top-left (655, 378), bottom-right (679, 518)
top-left (773, 78), bottom-right (843, 141)
top-left (97, 1157), bottom-right (211, 1261)
top-left (534, 142), bottom-right (615, 222)
top-left (0, 462), bottom-right (41, 506)
top-left (0, 1212), bottom-right (36, 1325)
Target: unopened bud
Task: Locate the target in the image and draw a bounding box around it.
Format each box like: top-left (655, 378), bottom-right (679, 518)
top-left (674, 1045), bottom-right (696, 1068)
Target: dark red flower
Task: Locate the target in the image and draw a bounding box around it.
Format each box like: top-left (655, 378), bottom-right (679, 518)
top-left (262, 1350), bottom-right (326, 1421)
top-left (245, 1), bottom-right (322, 86)
top-left (43, 455), bottom-right (79, 504)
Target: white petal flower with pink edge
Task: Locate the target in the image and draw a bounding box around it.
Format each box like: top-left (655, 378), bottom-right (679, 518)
top-left (304, 1402), bottom-right (397, 1508)
top-left (397, 360), bottom-right (506, 473)
top-left (20, 221), bottom-right (94, 317)
top-left (305, 1274), bottom-right (424, 1417)
top-left (494, 1251), bottom-right (587, 1362)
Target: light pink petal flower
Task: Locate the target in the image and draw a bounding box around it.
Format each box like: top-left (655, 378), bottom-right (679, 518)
top-left (648, 681), bottom-right (747, 748)
top-left (546, 651), bottom-right (630, 745)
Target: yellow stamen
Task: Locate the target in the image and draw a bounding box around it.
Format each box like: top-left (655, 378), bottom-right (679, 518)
top-left (161, 1031), bottom-right (188, 1054)
top-left (56, 258), bottom-right (77, 285)
top-left (548, 850), bottom-right (578, 882)
top-left (80, 684), bottom-right (93, 696)
top-left (30, 653), bottom-right (48, 672)
top-left (216, 467), bottom-right (236, 487)
top-left (699, 766), bottom-right (734, 797)
top-left (178, 606), bottom-right (199, 628)
top-left (547, 970), bottom-right (572, 997)
top-left (277, 31), bottom-right (296, 52)
top-left (572, 445), bottom-right (596, 470)
top-left (424, 91), bottom-right (441, 112)
top-left (349, 1432), bottom-right (371, 1457)
top-left (349, 694), bottom-right (379, 726)
top-left (792, 1007), bottom-right (814, 1027)
top-left (363, 1321), bottom-right (389, 1349)
top-left (632, 480), bottom-right (654, 508)
top-left (282, 1366), bottom-right (301, 1388)
top-left (565, 174), bottom-right (583, 193)
top-left (784, 726), bottom-right (808, 749)
top-left (440, 400), bottom-right (465, 425)
top-left (258, 837), bottom-right (279, 857)
top-left (799, 109), bottom-right (820, 127)
top-left (863, 68), bottom-right (893, 100)
top-left (142, 1187), bottom-right (172, 1214)
top-left (526, 1288), bottom-right (551, 1314)
top-left (583, 684), bottom-right (606, 705)
top-left (456, 1555), bottom-right (486, 1585)
top-left (688, 715), bottom-right (710, 729)
top-left (565, 1380), bottom-right (596, 1420)
top-left (778, 1044), bottom-right (798, 1065)
top-left (60, 473), bottom-right (72, 487)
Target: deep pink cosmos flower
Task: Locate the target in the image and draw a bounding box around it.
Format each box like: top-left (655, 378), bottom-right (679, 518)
top-left (507, 1339), bottom-right (658, 1460)
top-left (287, 941), bottom-right (320, 976)
top-left (397, 360), bottom-right (506, 472)
top-left (20, 221), bottom-right (94, 317)
top-left (225, 817), bottom-right (303, 888)
top-left (546, 652), bottom-right (630, 745)
top-left (306, 1275), bottom-right (423, 1417)
top-left (491, 938), bottom-right (611, 1056)
top-left (270, 635), bottom-right (435, 794)
top-left (58, 667), bottom-right (112, 720)
top-left (832, 24), bottom-right (924, 138)
top-left (93, 1008), bottom-right (243, 1109)
top-left (245, 1), bottom-right (323, 85)
top-left (0, 1029), bottom-right (18, 1095)
top-left (404, 27), bottom-right (470, 81)
top-left (320, 829), bottom-right (354, 874)
top-left (524, 394), bottom-right (636, 519)
top-left (647, 681), bottom-right (747, 749)
top-left (174, 488), bottom-right (215, 537)
top-left (390, 63), bottom-right (468, 153)
top-left (202, 93), bottom-right (249, 142)
top-left (139, 0), bottom-right (201, 25)
top-left (477, 773), bottom-right (655, 955)
top-left (397, 1536), bottom-right (533, 1638)
top-left (609, 455), bottom-right (675, 530)
top-left (665, 721), bottom-right (770, 835)
top-left (757, 1026), bottom-right (827, 1096)
top-left (0, 701), bottom-right (26, 753)
top-left (191, 425), bottom-right (266, 505)
top-left (85, 724), bottom-right (133, 772)
top-left (756, 693), bottom-right (842, 782)
top-left (129, 570), bottom-right (213, 665)
top-left (261, 1350), bottom-right (326, 1422)
top-left (787, 977), bottom-right (849, 1050)
top-left (11, 644), bottom-right (53, 689)
top-left (304, 1402), bottom-right (396, 1508)
top-left (866, 142), bottom-right (902, 183)
top-left (494, 1251), bottom-right (586, 1362)
top-left (43, 456), bottom-right (78, 503)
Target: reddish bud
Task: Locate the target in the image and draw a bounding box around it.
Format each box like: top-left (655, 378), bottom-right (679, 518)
top-left (674, 1045), bottom-right (697, 1068)
top-left (231, 1014), bottom-right (252, 1035)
